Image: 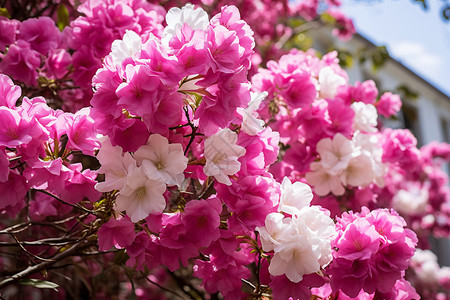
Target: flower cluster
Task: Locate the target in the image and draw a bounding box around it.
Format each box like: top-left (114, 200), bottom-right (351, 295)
top-left (68, 0), bottom-right (166, 107)
top-left (91, 4), bottom-right (254, 151)
top-left (328, 207), bottom-right (417, 298)
top-left (406, 249), bottom-right (450, 299)
top-left (96, 134), bottom-right (188, 222)
top-left (0, 1), bottom-right (449, 299)
top-left (0, 16), bottom-right (71, 86)
top-left (153, 0), bottom-right (354, 68)
top-left (0, 74), bottom-right (100, 217)
top-left (257, 178), bottom-right (335, 283)
top-left (305, 131), bottom-right (385, 196)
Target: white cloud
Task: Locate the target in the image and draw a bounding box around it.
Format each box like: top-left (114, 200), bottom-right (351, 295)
top-left (389, 40), bottom-right (443, 78)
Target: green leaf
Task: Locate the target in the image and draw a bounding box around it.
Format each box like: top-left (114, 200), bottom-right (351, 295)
top-left (320, 12), bottom-right (336, 25)
top-left (371, 46), bottom-right (389, 71)
top-left (442, 6), bottom-right (450, 21)
top-left (57, 4), bottom-right (70, 31)
top-left (19, 279), bottom-right (59, 291)
top-left (194, 93), bottom-right (203, 108)
top-left (0, 7), bottom-right (10, 18)
top-left (334, 49), bottom-right (353, 69)
top-left (413, 0), bottom-right (428, 10)
top-left (396, 84), bottom-right (419, 100)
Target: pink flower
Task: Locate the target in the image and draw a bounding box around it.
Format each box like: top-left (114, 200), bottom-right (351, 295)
top-left (237, 126), bottom-right (280, 176)
top-left (58, 165), bottom-right (101, 204)
top-left (18, 17), bottom-right (60, 55)
top-left (0, 171), bottom-right (28, 217)
top-left (193, 231), bottom-right (252, 299)
top-left (0, 107), bottom-right (39, 147)
top-left (0, 74), bottom-right (21, 109)
top-left (98, 216), bottom-right (136, 251)
top-left (195, 67), bottom-right (251, 136)
top-left (95, 135), bottom-right (135, 193)
top-left (116, 65), bottom-right (161, 118)
top-left (381, 129), bottom-right (420, 167)
top-left (125, 232), bottom-right (160, 271)
top-left (326, 98), bottom-right (355, 137)
top-left (66, 108), bottom-right (100, 156)
top-left (0, 148), bottom-right (9, 182)
top-left (206, 25), bottom-right (241, 73)
top-left (334, 218), bottom-right (382, 260)
top-left (270, 273), bottom-right (325, 300)
top-left (181, 197), bottom-right (222, 247)
top-left (328, 10), bottom-right (356, 41)
top-left (329, 208), bottom-right (417, 297)
top-left (110, 117), bottom-right (150, 152)
top-left (375, 279), bottom-right (419, 300)
top-left (376, 92), bottom-right (402, 118)
top-left (292, 0), bottom-right (319, 21)
top-left (44, 49), bottom-right (72, 79)
top-left (0, 17), bottom-right (19, 52)
top-left (216, 174), bottom-right (280, 231)
top-left (29, 192), bottom-right (58, 221)
top-left (351, 80), bottom-right (378, 104)
top-left (72, 45), bottom-right (102, 88)
top-left (169, 25), bottom-right (209, 75)
top-left (280, 72), bottom-right (317, 109)
top-left (210, 5), bottom-right (255, 69)
top-left (0, 40), bottom-right (40, 86)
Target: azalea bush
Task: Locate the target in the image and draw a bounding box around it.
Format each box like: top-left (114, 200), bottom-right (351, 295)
top-left (0, 0), bottom-right (449, 299)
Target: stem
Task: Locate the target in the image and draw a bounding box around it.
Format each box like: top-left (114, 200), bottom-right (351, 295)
top-left (255, 232), bottom-right (262, 293)
top-left (0, 239), bottom-right (96, 289)
top-left (33, 189), bottom-right (96, 215)
top-left (145, 276), bottom-right (185, 300)
top-left (182, 107), bottom-right (199, 156)
top-left (10, 234), bottom-right (55, 262)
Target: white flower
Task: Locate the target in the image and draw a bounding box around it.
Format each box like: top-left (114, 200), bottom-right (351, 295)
top-left (418, 261), bottom-right (440, 285)
top-left (115, 165), bottom-right (166, 222)
top-left (411, 249), bottom-right (438, 266)
top-left (438, 266), bottom-right (450, 283)
top-left (134, 134), bottom-right (188, 186)
top-left (351, 102), bottom-right (378, 133)
top-left (241, 91), bottom-right (266, 135)
top-left (256, 212), bottom-right (295, 252)
top-left (343, 152), bottom-right (374, 187)
top-left (305, 161), bottom-right (345, 196)
top-left (318, 66), bottom-right (346, 99)
top-left (258, 206), bottom-right (334, 283)
top-left (352, 131), bottom-right (386, 187)
top-left (392, 186), bottom-right (428, 215)
top-left (316, 133), bottom-right (354, 176)
top-left (203, 128), bottom-right (246, 185)
top-left (111, 30), bottom-right (142, 66)
top-left (162, 3), bottom-right (209, 46)
top-left (95, 136), bottom-right (135, 192)
top-left (410, 249), bottom-right (440, 284)
top-left (279, 177), bottom-right (313, 216)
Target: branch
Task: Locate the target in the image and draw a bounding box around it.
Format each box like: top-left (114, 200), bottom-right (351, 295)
top-left (33, 189), bottom-right (96, 215)
top-left (145, 275), bottom-right (186, 300)
top-left (0, 239), bottom-right (96, 289)
top-left (275, 21), bottom-right (321, 49)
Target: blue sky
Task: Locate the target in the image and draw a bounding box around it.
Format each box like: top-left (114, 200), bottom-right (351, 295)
top-left (340, 0), bottom-right (450, 96)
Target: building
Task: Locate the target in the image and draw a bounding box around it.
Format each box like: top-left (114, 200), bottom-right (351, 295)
top-left (312, 29), bottom-right (450, 266)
